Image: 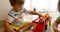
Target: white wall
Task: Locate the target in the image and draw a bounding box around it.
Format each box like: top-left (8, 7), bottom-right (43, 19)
top-left (0, 0), bottom-right (11, 20)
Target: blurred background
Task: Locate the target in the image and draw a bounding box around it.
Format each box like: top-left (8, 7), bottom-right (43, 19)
top-left (0, 0), bottom-right (60, 32)
top-left (0, 0), bottom-right (59, 24)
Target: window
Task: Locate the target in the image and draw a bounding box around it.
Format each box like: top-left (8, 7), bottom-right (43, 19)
top-left (24, 0), bottom-right (58, 13)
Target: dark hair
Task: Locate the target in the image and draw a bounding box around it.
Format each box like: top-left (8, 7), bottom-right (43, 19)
top-left (9, 0), bottom-right (25, 6)
top-left (58, 0), bottom-right (60, 12)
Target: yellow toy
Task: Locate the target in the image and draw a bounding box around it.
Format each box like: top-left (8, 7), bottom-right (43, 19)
top-left (44, 13), bottom-right (51, 30)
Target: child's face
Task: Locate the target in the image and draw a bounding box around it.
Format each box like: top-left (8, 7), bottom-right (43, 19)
top-left (13, 4), bottom-right (24, 12)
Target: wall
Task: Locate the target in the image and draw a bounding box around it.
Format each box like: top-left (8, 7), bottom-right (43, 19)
top-left (0, 0), bottom-right (11, 20)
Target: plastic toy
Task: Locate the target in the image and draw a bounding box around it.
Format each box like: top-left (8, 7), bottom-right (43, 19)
top-left (32, 13), bottom-right (52, 32)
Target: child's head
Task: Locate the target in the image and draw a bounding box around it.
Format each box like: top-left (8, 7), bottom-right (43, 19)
top-left (9, 0), bottom-right (25, 11)
top-left (58, 0), bottom-right (60, 12)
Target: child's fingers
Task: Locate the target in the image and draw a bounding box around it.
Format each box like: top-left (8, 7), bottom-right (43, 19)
top-left (19, 16), bottom-right (23, 18)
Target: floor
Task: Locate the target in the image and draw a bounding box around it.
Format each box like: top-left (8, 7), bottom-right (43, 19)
top-left (0, 20), bottom-right (5, 32)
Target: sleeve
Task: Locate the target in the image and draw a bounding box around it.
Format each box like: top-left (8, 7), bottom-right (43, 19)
top-left (6, 10), bottom-right (22, 23)
top-left (6, 15), bottom-right (14, 23)
top-left (6, 11), bottom-right (15, 23)
top-left (56, 16), bottom-right (60, 23)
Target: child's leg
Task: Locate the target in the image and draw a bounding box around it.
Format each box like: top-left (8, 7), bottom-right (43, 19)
top-left (33, 23), bottom-right (37, 30)
top-left (4, 27), bottom-right (16, 32)
top-left (24, 29), bottom-right (33, 32)
top-left (4, 21), bottom-right (16, 32)
top-left (18, 23), bottom-right (33, 32)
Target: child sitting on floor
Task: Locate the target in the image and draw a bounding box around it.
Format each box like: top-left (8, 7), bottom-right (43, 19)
top-left (4, 0), bottom-right (41, 32)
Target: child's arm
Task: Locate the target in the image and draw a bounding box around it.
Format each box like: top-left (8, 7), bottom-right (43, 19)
top-left (26, 10), bottom-right (42, 17)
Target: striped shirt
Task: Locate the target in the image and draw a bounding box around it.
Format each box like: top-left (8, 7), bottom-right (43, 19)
top-left (6, 8), bottom-right (26, 26)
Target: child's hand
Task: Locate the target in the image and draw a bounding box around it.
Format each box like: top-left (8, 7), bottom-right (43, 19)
top-left (19, 16), bottom-right (23, 18)
top-left (18, 29), bottom-right (24, 32)
top-left (15, 16), bottom-right (23, 21)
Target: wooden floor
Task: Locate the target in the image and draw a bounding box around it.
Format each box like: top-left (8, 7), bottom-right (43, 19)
top-left (0, 20), bottom-right (5, 32)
